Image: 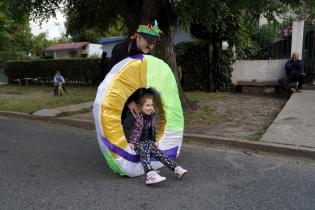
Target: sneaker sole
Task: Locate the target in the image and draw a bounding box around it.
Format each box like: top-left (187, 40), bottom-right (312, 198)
top-left (146, 177), bottom-right (166, 185)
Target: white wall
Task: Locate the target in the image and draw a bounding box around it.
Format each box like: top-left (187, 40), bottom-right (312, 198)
top-left (232, 59), bottom-right (287, 84)
top-left (101, 42), bottom-right (120, 57)
top-left (54, 51), bottom-right (73, 59)
top-left (291, 20), bottom-right (304, 59)
top-left (87, 44), bottom-right (102, 57)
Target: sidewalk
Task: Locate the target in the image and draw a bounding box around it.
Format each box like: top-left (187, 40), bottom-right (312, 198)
top-left (33, 101), bottom-right (93, 117)
top-left (1, 90), bottom-right (315, 159)
top-left (261, 90), bottom-right (315, 149)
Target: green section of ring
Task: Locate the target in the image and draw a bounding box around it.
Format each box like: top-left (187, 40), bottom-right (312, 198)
top-left (146, 55), bottom-right (184, 131)
top-left (103, 153), bottom-right (127, 176)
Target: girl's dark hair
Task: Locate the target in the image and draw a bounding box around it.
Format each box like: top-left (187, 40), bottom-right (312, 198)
top-left (135, 88), bottom-right (158, 105)
top-left (136, 93), bottom-right (154, 106)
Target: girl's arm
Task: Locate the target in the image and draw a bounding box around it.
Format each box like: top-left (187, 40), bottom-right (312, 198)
top-left (129, 114), bottom-right (144, 145)
top-left (151, 113), bottom-right (156, 142)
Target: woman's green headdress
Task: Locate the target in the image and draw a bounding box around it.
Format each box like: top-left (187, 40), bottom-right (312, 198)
top-left (136, 20), bottom-right (162, 37)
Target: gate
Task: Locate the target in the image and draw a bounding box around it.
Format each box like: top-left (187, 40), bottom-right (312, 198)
top-left (303, 23), bottom-right (315, 85)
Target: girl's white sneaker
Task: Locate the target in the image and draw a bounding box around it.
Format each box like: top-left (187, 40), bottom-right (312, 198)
top-left (174, 166), bottom-right (188, 178)
top-left (146, 171), bottom-right (166, 185)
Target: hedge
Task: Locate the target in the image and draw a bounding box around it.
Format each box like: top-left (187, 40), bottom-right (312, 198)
top-left (0, 51), bottom-right (29, 69)
top-left (4, 42), bottom-right (234, 90)
top-left (4, 58), bottom-right (106, 85)
top-left (175, 41), bottom-right (210, 91)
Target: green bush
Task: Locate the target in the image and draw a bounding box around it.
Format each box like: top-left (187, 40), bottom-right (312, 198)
top-left (175, 41), bottom-right (209, 91)
top-left (0, 51), bottom-right (29, 69)
top-left (175, 41), bottom-right (233, 91)
top-left (4, 58), bottom-right (106, 85)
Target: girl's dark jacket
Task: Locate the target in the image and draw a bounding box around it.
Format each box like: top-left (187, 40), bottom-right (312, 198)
top-left (122, 112), bottom-right (156, 144)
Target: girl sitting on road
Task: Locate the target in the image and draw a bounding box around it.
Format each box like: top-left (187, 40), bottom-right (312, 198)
top-left (123, 92), bottom-right (188, 185)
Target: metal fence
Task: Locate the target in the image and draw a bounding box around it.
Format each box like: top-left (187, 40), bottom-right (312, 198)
top-left (247, 23), bottom-right (292, 60)
top-left (303, 23), bottom-right (315, 85)
top-left (0, 68), bottom-right (8, 83)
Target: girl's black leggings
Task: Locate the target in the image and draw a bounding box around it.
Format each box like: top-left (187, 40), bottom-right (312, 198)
top-left (134, 140), bottom-right (177, 174)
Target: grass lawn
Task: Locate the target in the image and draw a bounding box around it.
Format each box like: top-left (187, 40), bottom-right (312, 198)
top-left (0, 85), bottom-right (97, 113)
top-left (0, 85), bottom-right (227, 115)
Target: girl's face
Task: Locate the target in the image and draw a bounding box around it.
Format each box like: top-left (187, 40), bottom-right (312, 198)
top-left (140, 98), bottom-right (154, 115)
top-left (136, 34), bottom-right (154, 54)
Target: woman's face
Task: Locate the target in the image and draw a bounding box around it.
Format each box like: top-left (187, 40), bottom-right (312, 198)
top-left (136, 34), bottom-right (154, 54)
top-left (140, 98), bottom-right (154, 115)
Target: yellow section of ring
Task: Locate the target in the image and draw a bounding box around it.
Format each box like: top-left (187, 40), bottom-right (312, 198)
top-left (101, 59), bottom-right (147, 149)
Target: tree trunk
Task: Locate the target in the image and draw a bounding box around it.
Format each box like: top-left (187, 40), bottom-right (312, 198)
top-left (154, 25), bottom-right (196, 110)
top-left (207, 40), bottom-right (215, 92)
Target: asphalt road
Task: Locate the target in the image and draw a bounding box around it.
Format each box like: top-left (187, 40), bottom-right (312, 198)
top-left (1, 117), bottom-right (315, 210)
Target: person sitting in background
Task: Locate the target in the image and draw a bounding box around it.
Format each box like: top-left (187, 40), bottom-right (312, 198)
top-left (279, 52), bottom-right (306, 93)
top-left (53, 70), bottom-right (67, 96)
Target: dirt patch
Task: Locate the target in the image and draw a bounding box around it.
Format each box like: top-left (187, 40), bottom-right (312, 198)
top-left (185, 93), bottom-right (289, 140)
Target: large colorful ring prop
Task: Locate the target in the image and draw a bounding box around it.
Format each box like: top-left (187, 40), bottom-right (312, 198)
top-left (93, 54), bottom-right (184, 177)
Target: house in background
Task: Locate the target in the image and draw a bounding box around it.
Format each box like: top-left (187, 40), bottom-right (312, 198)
top-left (99, 36), bottom-right (126, 57)
top-left (46, 42), bottom-right (103, 59)
top-left (99, 29), bottom-right (192, 57)
top-left (173, 28), bottom-right (192, 44)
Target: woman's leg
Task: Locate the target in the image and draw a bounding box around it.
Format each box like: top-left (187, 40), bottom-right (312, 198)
top-left (148, 141), bottom-right (177, 171)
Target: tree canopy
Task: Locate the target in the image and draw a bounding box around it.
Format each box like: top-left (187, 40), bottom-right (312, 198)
top-left (6, 0), bottom-right (315, 107)
top-left (0, 0), bottom-right (32, 52)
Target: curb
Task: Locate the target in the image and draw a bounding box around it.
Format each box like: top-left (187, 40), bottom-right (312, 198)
top-left (0, 111), bottom-right (95, 129)
top-left (184, 133), bottom-right (315, 160)
top-left (1, 111), bottom-right (315, 160)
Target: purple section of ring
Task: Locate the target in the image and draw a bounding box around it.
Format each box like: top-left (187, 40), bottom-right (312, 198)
top-left (101, 136), bottom-right (178, 163)
top-left (129, 54), bottom-right (144, 60)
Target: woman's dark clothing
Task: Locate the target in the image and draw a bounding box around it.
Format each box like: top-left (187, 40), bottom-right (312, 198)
top-left (108, 40), bottom-right (145, 71)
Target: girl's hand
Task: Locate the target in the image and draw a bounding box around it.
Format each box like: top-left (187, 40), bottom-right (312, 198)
top-left (128, 101), bottom-right (139, 115)
top-left (129, 143), bottom-right (135, 150)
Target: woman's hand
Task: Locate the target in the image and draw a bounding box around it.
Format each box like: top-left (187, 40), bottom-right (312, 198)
top-left (129, 143), bottom-right (135, 150)
top-left (128, 101), bottom-right (139, 115)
